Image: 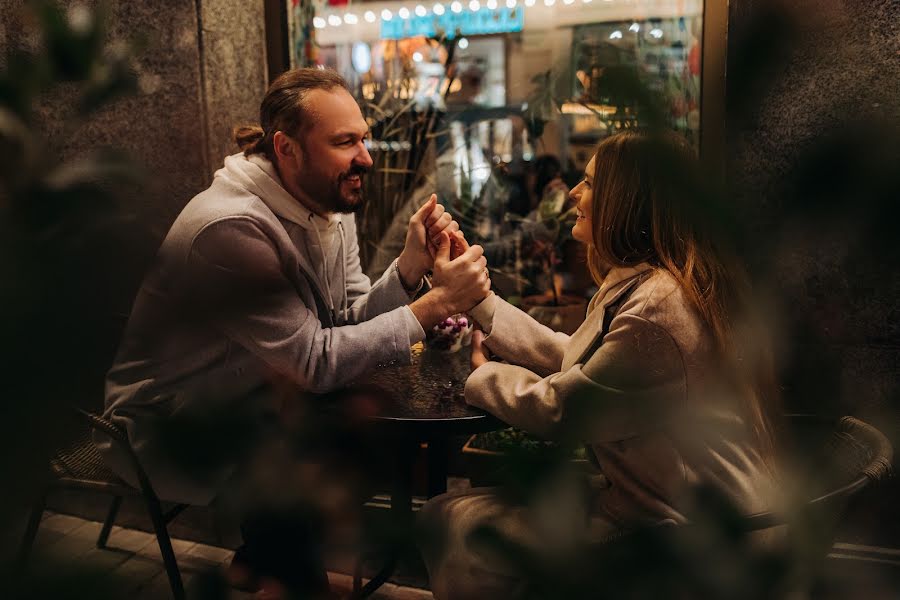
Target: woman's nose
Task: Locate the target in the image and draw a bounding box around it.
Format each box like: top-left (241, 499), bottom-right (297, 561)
top-left (568, 185), bottom-right (580, 202)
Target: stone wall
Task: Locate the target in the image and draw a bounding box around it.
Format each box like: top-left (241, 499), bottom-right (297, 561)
top-left (1, 0), bottom-right (267, 242)
top-left (726, 0), bottom-right (900, 546)
top-left (0, 0), bottom-right (268, 406)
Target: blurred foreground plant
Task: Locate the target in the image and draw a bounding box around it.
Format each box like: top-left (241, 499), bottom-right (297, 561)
top-left (0, 0), bottom-right (144, 590)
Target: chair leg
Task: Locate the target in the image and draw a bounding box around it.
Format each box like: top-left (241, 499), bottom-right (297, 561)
top-left (145, 495), bottom-right (185, 600)
top-left (353, 555), bottom-right (363, 593)
top-left (16, 495), bottom-right (47, 572)
top-left (96, 496), bottom-right (122, 549)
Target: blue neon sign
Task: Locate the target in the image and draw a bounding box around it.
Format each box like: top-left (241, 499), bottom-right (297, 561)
top-left (380, 8), bottom-right (524, 40)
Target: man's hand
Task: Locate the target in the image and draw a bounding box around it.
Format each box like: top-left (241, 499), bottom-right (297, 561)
top-left (397, 194), bottom-right (460, 289)
top-left (409, 232), bottom-right (491, 329)
top-left (470, 330), bottom-right (492, 370)
top-left (448, 230), bottom-right (470, 260)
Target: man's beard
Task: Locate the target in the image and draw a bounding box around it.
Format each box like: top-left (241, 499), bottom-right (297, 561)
top-left (331, 164), bottom-right (369, 213)
top-left (297, 164), bottom-right (369, 214)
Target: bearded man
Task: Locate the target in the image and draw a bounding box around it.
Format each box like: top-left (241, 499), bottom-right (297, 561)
top-left (97, 68), bottom-right (490, 597)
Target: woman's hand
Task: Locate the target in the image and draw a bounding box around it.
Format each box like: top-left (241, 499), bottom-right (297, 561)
top-left (470, 329), bottom-right (492, 370)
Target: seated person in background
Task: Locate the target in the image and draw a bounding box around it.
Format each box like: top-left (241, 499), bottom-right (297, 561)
top-left (96, 68), bottom-right (490, 597)
top-left (420, 130), bottom-right (781, 600)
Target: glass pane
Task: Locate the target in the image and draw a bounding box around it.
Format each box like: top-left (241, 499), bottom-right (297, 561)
top-left (296, 1), bottom-right (704, 326)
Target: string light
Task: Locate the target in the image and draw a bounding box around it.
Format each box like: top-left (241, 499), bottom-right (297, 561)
top-left (313, 16), bottom-right (326, 28)
top-left (433, 3), bottom-right (446, 15)
top-left (544, 0), bottom-right (555, 6)
top-left (381, 8), bottom-right (393, 20)
top-left (486, 0), bottom-right (497, 8)
top-left (524, 0), bottom-right (536, 6)
top-left (450, 1), bottom-right (463, 13)
top-left (458, 37), bottom-right (469, 49)
top-left (327, 14), bottom-right (341, 26)
top-left (506, 0), bottom-right (517, 7)
top-left (415, 4), bottom-right (427, 16)
top-left (398, 7), bottom-right (410, 18)
top-left (364, 10), bottom-right (376, 22)
top-left (343, 13), bottom-right (358, 24)
top-left (469, 0), bottom-right (480, 11)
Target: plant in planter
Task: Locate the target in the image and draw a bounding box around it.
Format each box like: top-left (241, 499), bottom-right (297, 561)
top-left (355, 34), bottom-right (463, 270)
top-left (513, 183), bottom-right (588, 335)
top-left (462, 428), bottom-right (588, 487)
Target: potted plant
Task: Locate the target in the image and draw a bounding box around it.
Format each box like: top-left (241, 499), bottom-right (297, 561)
top-left (462, 428), bottom-right (589, 488)
top-left (515, 187), bottom-right (589, 335)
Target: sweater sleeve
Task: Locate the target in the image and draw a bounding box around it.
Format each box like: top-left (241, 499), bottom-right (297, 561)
top-left (473, 295), bottom-right (572, 377)
top-left (188, 218), bottom-right (424, 393)
top-left (464, 313), bottom-right (686, 442)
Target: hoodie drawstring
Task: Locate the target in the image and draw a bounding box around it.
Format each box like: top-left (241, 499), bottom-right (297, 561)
top-left (310, 214), bottom-right (338, 324)
top-left (338, 220), bottom-right (348, 324)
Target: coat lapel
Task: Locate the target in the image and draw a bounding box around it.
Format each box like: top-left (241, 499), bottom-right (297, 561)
top-left (562, 264), bottom-right (653, 370)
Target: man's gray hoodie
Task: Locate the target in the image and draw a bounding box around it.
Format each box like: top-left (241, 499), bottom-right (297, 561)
top-left (97, 152), bottom-right (426, 504)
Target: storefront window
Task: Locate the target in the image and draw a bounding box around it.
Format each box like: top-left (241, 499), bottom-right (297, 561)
top-left (293, 0), bottom-right (705, 320)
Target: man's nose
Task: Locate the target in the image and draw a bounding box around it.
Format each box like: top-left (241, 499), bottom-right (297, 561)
top-left (355, 143), bottom-right (374, 168)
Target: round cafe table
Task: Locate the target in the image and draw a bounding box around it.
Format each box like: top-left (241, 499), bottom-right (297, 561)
top-left (348, 342), bottom-right (505, 598)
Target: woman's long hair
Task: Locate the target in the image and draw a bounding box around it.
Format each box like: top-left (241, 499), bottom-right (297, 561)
top-left (586, 130), bottom-right (780, 467)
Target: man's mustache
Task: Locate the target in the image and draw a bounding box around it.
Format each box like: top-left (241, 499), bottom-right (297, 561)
top-left (340, 165), bottom-right (369, 180)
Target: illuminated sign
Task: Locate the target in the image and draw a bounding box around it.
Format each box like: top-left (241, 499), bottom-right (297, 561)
top-left (381, 8), bottom-right (524, 40)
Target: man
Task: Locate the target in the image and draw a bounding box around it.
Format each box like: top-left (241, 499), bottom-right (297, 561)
top-left (96, 68), bottom-right (490, 595)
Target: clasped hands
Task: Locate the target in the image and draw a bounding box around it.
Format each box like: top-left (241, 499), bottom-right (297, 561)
top-left (403, 194), bottom-right (492, 330)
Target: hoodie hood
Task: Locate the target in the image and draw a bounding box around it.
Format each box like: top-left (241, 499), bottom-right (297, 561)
top-left (215, 152), bottom-right (350, 324)
top-left (217, 152), bottom-right (341, 231)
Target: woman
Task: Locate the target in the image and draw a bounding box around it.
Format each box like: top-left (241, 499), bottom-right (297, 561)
top-left (419, 130), bottom-right (780, 599)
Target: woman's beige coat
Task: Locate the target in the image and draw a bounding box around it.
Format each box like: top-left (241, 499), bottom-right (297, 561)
top-left (466, 263), bottom-right (775, 525)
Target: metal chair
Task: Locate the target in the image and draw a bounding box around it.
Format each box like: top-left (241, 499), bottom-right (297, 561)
top-left (740, 414), bottom-right (893, 532)
top-left (469, 414), bottom-right (894, 598)
top-left (17, 409), bottom-right (189, 600)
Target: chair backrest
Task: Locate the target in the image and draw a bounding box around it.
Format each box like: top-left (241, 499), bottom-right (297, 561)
top-left (742, 414), bottom-right (893, 532)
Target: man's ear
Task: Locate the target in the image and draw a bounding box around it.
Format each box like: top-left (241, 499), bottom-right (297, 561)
top-left (273, 131), bottom-right (300, 165)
